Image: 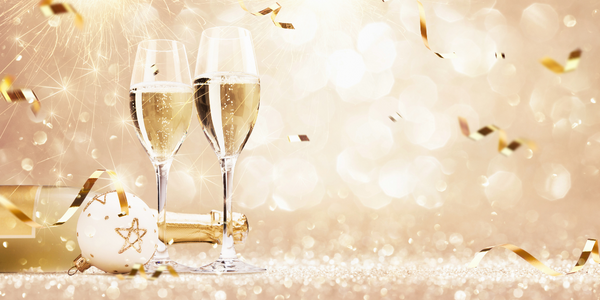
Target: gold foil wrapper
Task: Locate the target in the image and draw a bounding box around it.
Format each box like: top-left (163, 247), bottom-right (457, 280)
top-left (288, 135), bottom-right (310, 142)
top-left (1, 75), bottom-right (42, 116)
top-left (39, 1), bottom-right (84, 29)
top-left (417, 0), bottom-right (455, 59)
top-left (238, 0), bottom-right (294, 29)
top-left (458, 116), bottom-right (536, 156)
top-left (0, 169), bottom-right (129, 228)
top-left (157, 210), bottom-right (248, 245)
top-left (540, 48), bottom-right (581, 74)
top-left (470, 239), bottom-right (600, 276)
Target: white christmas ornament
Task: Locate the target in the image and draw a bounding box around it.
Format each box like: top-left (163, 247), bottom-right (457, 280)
top-left (76, 191), bottom-right (158, 274)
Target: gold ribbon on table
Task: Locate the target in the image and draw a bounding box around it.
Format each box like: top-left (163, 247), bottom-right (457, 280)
top-left (116, 263), bottom-right (179, 280)
top-left (238, 0), bottom-right (294, 29)
top-left (469, 239), bottom-right (600, 276)
top-left (417, 0), bottom-right (455, 59)
top-left (0, 169), bottom-right (129, 228)
top-left (458, 116), bottom-right (536, 156)
top-left (1, 75), bottom-right (42, 117)
top-left (540, 48), bottom-right (581, 74)
top-left (39, 0), bottom-right (84, 29)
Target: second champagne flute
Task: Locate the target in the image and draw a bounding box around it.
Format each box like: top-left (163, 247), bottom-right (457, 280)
top-left (194, 26), bottom-right (266, 273)
top-left (129, 39), bottom-right (195, 272)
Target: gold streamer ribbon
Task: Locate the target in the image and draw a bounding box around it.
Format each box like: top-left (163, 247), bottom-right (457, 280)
top-left (495, 52), bottom-right (505, 59)
top-left (116, 263), bottom-right (179, 280)
top-left (238, 0), bottom-right (294, 29)
top-left (469, 239), bottom-right (600, 276)
top-left (417, 0), bottom-right (455, 59)
top-left (1, 75), bottom-right (42, 116)
top-left (540, 48), bottom-right (581, 74)
top-left (458, 116), bottom-right (536, 156)
top-left (39, 0), bottom-right (84, 30)
top-left (0, 169), bottom-right (129, 228)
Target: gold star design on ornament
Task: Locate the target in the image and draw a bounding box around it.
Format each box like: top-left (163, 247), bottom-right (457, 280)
top-left (83, 190), bottom-right (114, 212)
top-left (115, 218), bottom-right (147, 254)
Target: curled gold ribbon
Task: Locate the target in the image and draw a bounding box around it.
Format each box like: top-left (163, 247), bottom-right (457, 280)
top-left (288, 135), bottom-right (310, 142)
top-left (417, 0), bottom-right (455, 59)
top-left (469, 239), bottom-right (600, 276)
top-left (540, 48), bottom-right (581, 74)
top-left (39, 0), bottom-right (84, 30)
top-left (238, 0), bottom-right (294, 29)
top-left (0, 169), bottom-right (129, 228)
top-left (116, 264), bottom-right (179, 280)
top-left (1, 75), bottom-right (42, 116)
top-left (458, 116), bottom-right (536, 156)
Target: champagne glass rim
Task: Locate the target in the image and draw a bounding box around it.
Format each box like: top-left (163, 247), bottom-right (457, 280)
top-left (137, 39), bottom-right (187, 52)
top-left (201, 26), bottom-right (252, 40)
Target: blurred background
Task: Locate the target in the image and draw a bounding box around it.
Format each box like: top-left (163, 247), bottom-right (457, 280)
top-left (1, 0), bottom-right (600, 273)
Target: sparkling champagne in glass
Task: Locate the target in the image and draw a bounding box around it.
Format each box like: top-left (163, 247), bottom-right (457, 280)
top-left (130, 39), bottom-right (194, 272)
top-left (194, 27), bottom-right (265, 273)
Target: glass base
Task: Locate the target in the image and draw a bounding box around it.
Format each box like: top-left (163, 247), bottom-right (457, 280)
top-left (197, 258), bottom-right (266, 274)
top-left (144, 259), bottom-right (197, 273)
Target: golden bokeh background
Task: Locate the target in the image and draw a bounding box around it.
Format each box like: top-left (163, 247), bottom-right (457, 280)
top-left (2, 0), bottom-right (600, 298)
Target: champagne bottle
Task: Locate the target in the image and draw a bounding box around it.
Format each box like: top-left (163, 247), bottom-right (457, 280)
top-left (0, 185), bottom-right (248, 272)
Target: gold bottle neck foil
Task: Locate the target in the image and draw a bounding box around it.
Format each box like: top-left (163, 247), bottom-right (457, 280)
top-left (156, 210), bottom-right (248, 245)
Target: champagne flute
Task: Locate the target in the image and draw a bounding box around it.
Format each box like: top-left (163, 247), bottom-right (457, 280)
top-left (130, 39), bottom-right (195, 272)
top-left (194, 27), bottom-right (265, 273)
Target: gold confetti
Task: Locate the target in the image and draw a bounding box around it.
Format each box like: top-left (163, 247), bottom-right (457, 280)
top-left (458, 117), bottom-right (536, 156)
top-left (288, 135), bottom-right (310, 142)
top-left (1, 75), bottom-right (42, 116)
top-left (417, 0), bottom-right (455, 59)
top-left (39, 0), bottom-right (84, 30)
top-left (469, 239), bottom-right (600, 276)
top-left (238, 0), bottom-right (294, 29)
top-left (389, 112), bottom-right (403, 122)
top-left (150, 64), bottom-right (159, 76)
top-left (116, 263), bottom-right (179, 280)
top-left (495, 52), bottom-right (505, 59)
top-left (0, 169), bottom-right (129, 228)
top-left (540, 48), bottom-right (581, 74)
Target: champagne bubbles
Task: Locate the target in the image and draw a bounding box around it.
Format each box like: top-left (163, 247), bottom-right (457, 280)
top-left (21, 158), bottom-right (34, 171)
top-left (135, 175), bottom-right (147, 187)
top-left (328, 49), bottom-right (366, 88)
top-left (104, 93), bottom-right (117, 106)
top-left (520, 3), bottom-right (559, 42)
top-left (534, 163), bottom-right (571, 201)
top-left (79, 112), bottom-right (90, 123)
top-left (33, 131), bottom-right (47, 145)
top-left (563, 15), bottom-right (576, 27)
top-left (485, 171), bottom-right (522, 209)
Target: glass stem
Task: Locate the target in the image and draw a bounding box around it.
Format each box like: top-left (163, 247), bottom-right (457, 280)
top-left (219, 156), bottom-right (238, 260)
top-left (153, 159), bottom-right (173, 261)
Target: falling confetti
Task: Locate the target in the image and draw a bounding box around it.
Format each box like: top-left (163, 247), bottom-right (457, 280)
top-left (389, 112), bottom-right (402, 122)
top-left (38, 0), bottom-right (84, 30)
top-left (540, 48), bottom-right (581, 74)
top-left (288, 135), bottom-right (310, 142)
top-left (458, 117), bottom-right (536, 156)
top-left (470, 239), bottom-right (599, 276)
top-left (238, 0), bottom-right (294, 29)
top-left (1, 75), bottom-right (42, 116)
top-left (150, 64), bottom-right (159, 76)
top-left (417, 0), bottom-right (455, 59)
top-left (495, 52), bottom-right (505, 59)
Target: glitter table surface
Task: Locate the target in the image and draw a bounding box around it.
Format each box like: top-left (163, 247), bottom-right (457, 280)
top-left (2, 260), bottom-right (600, 299)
